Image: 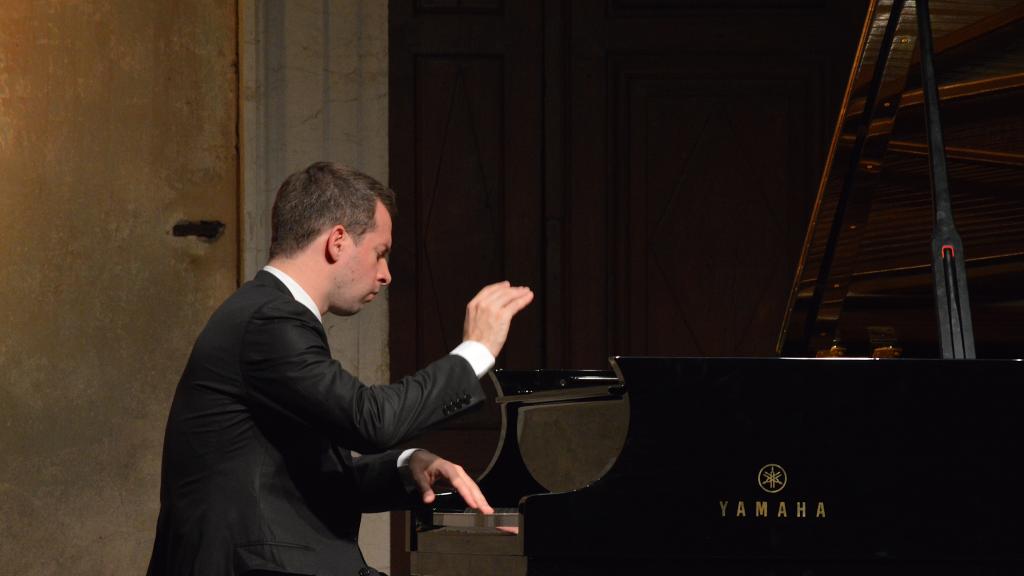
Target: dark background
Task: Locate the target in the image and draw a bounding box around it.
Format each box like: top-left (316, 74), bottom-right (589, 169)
top-left (389, 0), bottom-right (867, 372)
top-left (386, 1), bottom-right (869, 572)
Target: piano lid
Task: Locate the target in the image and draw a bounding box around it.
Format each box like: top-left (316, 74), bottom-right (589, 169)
top-left (778, 0), bottom-right (1024, 359)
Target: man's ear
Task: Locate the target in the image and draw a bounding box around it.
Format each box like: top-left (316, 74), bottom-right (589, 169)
top-left (324, 225), bottom-right (347, 264)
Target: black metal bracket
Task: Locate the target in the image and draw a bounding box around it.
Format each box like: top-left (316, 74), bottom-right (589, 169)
top-left (917, 0), bottom-right (976, 358)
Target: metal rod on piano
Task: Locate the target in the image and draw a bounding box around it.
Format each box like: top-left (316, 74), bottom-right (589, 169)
top-left (916, 0), bottom-right (976, 358)
top-left (802, 0), bottom-right (906, 353)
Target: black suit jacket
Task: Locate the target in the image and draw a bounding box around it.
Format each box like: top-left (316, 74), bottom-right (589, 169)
top-left (147, 271), bottom-right (484, 576)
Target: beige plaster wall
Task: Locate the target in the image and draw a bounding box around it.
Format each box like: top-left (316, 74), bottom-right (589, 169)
top-left (240, 0), bottom-right (392, 571)
top-left (0, 1), bottom-right (238, 574)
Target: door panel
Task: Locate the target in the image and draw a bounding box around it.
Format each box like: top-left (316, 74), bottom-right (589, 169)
top-left (389, 1), bottom-right (544, 449)
top-left (566, 0), bottom-right (867, 365)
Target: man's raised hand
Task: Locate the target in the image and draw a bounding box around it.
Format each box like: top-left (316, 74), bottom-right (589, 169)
top-left (463, 281), bottom-right (534, 358)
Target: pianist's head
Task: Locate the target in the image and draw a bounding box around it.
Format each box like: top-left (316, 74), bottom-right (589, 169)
top-left (267, 162), bottom-right (397, 316)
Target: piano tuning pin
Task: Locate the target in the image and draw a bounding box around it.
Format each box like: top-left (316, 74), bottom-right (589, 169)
top-left (872, 345), bottom-right (903, 359)
top-left (868, 326), bottom-right (900, 358)
top-left (816, 343), bottom-right (846, 358)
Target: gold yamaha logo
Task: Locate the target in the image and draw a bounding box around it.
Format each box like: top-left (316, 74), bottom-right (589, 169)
top-left (719, 463), bottom-right (826, 520)
top-left (757, 463), bottom-right (786, 494)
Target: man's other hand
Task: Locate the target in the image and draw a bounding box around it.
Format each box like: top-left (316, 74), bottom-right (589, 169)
top-left (408, 449), bottom-right (494, 514)
top-left (463, 281), bottom-right (534, 358)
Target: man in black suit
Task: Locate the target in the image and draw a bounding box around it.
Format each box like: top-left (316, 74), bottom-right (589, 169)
top-left (147, 162), bottom-right (533, 576)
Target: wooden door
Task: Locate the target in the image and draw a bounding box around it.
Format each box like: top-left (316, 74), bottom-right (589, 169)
top-left (388, 0), bottom-right (545, 474)
top-left (564, 0), bottom-right (867, 364)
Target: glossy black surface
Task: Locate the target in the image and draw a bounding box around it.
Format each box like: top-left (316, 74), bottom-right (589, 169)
top-left (418, 369), bottom-right (618, 513)
top-left (521, 356), bottom-right (1024, 574)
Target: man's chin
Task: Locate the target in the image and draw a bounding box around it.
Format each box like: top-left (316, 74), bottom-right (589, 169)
top-left (327, 303), bottom-right (361, 317)
top-left (327, 294), bottom-right (377, 316)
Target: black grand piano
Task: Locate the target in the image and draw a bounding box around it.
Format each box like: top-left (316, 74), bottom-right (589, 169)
top-left (408, 1), bottom-right (1024, 573)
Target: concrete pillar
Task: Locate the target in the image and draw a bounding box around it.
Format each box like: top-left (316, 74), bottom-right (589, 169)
top-left (240, 0), bottom-right (391, 570)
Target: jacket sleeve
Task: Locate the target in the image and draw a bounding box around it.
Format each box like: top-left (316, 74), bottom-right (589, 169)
top-left (240, 298), bottom-right (485, 454)
top-left (341, 448), bottom-right (423, 513)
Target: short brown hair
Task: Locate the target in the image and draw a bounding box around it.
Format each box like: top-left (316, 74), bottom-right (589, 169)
top-left (269, 162), bottom-right (396, 259)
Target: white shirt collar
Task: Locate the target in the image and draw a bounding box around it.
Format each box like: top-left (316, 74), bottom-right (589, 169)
top-left (262, 265), bottom-right (323, 323)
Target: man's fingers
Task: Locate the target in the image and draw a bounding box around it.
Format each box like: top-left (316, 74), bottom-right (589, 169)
top-left (452, 476), bottom-right (493, 515)
top-left (470, 281), bottom-right (511, 305)
top-left (501, 289), bottom-right (534, 314)
top-left (445, 471), bottom-right (475, 507)
top-left (491, 287), bottom-right (533, 310)
top-left (413, 469), bottom-right (435, 500)
top-left (476, 493), bottom-right (494, 515)
top-left (467, 282), bottom-right (532, 316)
top-left (476, 282), bottom-right (529, 307)
top-left (475, 287), bottom-right (532, 319)
top-left (412, 455), bottom-right (495, 515)
top-left (442, 464), bottom-right (494, 515)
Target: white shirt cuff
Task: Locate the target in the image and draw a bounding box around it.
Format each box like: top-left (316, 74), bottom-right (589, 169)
top-left (397, 448), bottom-right (419, 469)
top-left (396, 448), bottom-right (420, 492)
top-left (450, 340), bottom-right (495, 378)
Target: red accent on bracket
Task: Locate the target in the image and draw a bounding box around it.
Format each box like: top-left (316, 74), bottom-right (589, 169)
top-left (942, 244), bottom-right (955, 258)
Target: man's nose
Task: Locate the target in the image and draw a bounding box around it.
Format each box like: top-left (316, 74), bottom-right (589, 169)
top-left (379, 259), bottom-right (392, 285)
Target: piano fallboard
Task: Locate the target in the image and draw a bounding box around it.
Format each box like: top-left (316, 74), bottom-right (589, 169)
top-left (520, 356), bottom-right (1024, 572)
